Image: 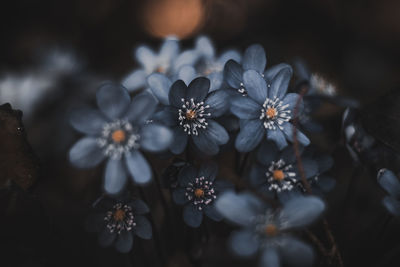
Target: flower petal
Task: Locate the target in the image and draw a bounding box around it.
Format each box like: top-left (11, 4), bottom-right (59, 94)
top-left (215, 191), bottom-right (267, 226)
top-left (96, 82), bottom-right (131, 120)
top-left (235, 119), bottom-right (264, 152)
top-left (224, 59), bottom-right (243, 89)
top-left (229, 230), bottom-right (259, 257)
top-left (114, 231), bottom-right (133, 253)
top-left (153, 107), bottom-right (177, 126)
top-left (130, 199), bottom-right (150, 214)
top-left (186, 77), bottom-right (210, 103)
top-left (243, 44), bottom-right (266, 73)
top-left (69, 107), bottom-right (107, 135)
top-left (134, 215), bottom-right (152, 239)
top-left (207, 72), bottom-right (223, 92)
top-left (268, 67), bottom-right (293, 99)
top-left (169, 80), bottom-right (187, 108)
top-left (279, 196), bottom-right (325, 230)
top-left (140, 123), bottom-right (173, 152)
top-left (260, 248), bottom-right (280, 267)
top-left (125, 150), bottom-right (152, 184)
top-left (195, 36), bottom-right (215, 58)
top-left (178, 165), bottom-right (197, 186)
top-left (178, 65), bottom-right (197, 85)
top-left (267, 129), bottom-right (288, 150)
top-left (282, 93), bottom-right (303, 115)
top-left (170, 127), bottom-right (188, 154)
top-left (219, 50), bottom-right (241, 66)
top-left (172, 188), bottom-right (189, 205)
top-left (377, 169), bottom-right (400, 198)
top-left (69, 137), bottom-right (105, 168)
top-left (173, 49), bottom-right (199, 72)
top-left (243, 70), bottom-right (268, 105)
top-left (281, 123), bottom-right (310, 147)
top-left (121, 69), bottom-right (147, 92)
top-left (147, 73), bottom-right (172, 105)
top-left (205, 89), bottom-right (230, 117)
top-left (124, 93), bottom-right (157, 125)
top-left (204, 120), bottom-right (229, 145)
top-left (192, 131), bottom-right (219, 155)
top-left (257, 141), bottom-right (279, 166)
top-left (230, 95), bottom-right (261, 120)
top-left (158, 37), bottom-right (179, 65)
top-left (301, 158), bottom-right (319, 179)
top-left (104, 159), bottom-right (128, 194)
top-left (183, 204), bottom-right (203, 228)
top-left (135, 45), bottom-right (156, 72)
top-left (264, 63), bottom-right (293, 83)
top-left (98, 228), bottom-right (117, 247)
top-left (198, 162), bottom-right (218, 181)
top-left (204, 204), bottom-right (223, 221)
top-left (279, 236), bottom-right (314, 267)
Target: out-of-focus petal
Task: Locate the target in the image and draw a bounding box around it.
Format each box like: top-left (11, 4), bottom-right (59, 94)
top-left (69, 137), bottom-right (105, 168)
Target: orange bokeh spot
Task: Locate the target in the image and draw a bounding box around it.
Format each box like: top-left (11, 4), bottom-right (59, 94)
top-left (141, 0), bottom-right (205, 39)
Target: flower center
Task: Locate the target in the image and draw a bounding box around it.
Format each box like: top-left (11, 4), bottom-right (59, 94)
top-left (111, 130), bottom-right (126, 143)
top-left (264, 224), bottom-right (278, 236)
top-left (156, 66), bottom-right (166, 73)
top-left (113, 209), bottom-right (126, 221)
top-left (185, 176), bottom-right (217, 210)
top-left (98, 120), bottom-right (140, 160)
top-left (273, 169), bottom-right (284, 181)
top-left (178, 98), bottom-right (211, 135)
top-left (105, 203), bottom-right (136, 234)
top-left (194, 188), bottom-right (205, 198)
top-left (266, 108), bottom-right (277, 119)
top-left (266, 159), bottom-right (298, 192)
top-left (186, 109), bottom-right (197, 120)
top-left (260, 97), bottom-right (291, 130)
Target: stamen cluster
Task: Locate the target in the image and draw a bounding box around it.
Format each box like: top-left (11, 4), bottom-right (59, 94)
top-left (185, 176), bottom-right (216, 210)
top-left (260, 97), bottom-right (291, 130)
top-left (266, 159), bottom-right (297, 192)
top-left (104, 203), bottom-right (136, 234)
top-left (178, 98), bottom-right (211, 135)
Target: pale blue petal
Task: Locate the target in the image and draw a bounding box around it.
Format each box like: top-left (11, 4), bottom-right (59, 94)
top-left (208, 72), bottom-right (223, 92)
top-left (205, 89), bottom-right (230, 117)
top-left (260, 248), bottom-right (280, 267)
top-left (69, 107), bottom-right (107, 135)
top-left (229, 230), bottom-right (259, 257)
top-left (147, 73), bottom-right (171, 105)
top-left (204, 204), bottom-right (223, 221)
top-left (279, 236), bottom-right (314, 267)
top-left (96, 83), bottom-right (131, 120)
top-left (224, 59), bottom-right (243, 89)
top-left (282, 93), bottom-right (303, 115)
top-left (69, 137), bottom-right (105, 168)
top-left (178, 65), bottom-right (197, 85)
top-left (192, 131), bottom-right (219, 155)
top-left (125, 150), bottom-right (152, 184)
top-left (135, 45), bottom-right (156, 71)
top-left (378, 169), bottom-right (400, 198)
top-left (121, 69), bottom-right (147, 92)
top-left (104, 159), bottom-right (128, 194)
top-left (195, 36), bottom-right (215, 58)
top-left (170, 127), bottom-right (188, 154)
top-left (243, 70), bottom-right (268, 105)
top-left (158, 38), bottom-right (179, 65)
top-left (264, 63), bottom-right (293, 83)
top-left (281, 123), bottom-right (310, 147)
top-left (183, 204), bottom-right (203, 228)
top-left (140, 123), bottom-right (173, 152)
top-left (219, 50), bottom-right (241, 65)
top-left (130, 199), bottom-right (150, 214)
top-left (204, 120), bottom-right (229, 145)
top-left (267, 129), bottom-right (288, 150)
top-left (268, 67), bottom-right (293, 100)
top-left (243, 44), bottom-right (266, 73)
top-left (124, 93), bottom-right (157, 125)
top-left (173, 49), bottom-right (200, 71)
top-left (230, 95), bottom-right (261, 120)
top-left (134, 215), bottom-right (152, 239)
top-left (187, 77), bottom-right (210, 102)
top-left (235, 119), bottom-right (264, 152)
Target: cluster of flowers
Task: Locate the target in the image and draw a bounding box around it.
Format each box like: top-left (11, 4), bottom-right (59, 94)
top-left (68, 36), bottom-right (346, 266)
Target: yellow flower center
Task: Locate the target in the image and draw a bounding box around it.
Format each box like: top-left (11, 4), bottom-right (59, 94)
top-left (186, 109), bottom-right (197, 120)
top-left (266, 108), bottom-right (277, 119)
top-left (113, 209), bottom-right (126, 221)
top-left (194, 188), bottom-right (205, 198)
top-left (111, 130), bottom-right (126, 143)
top-left (273, 169), bottom-right (285, 181)
top-left (265, 224), bottom-right (278, 236)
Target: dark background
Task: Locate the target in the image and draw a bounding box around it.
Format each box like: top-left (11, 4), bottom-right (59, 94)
top-left (1, 0), bottom-right (400, 266)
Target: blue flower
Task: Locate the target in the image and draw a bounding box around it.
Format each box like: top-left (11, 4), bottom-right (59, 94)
top-left (86, 196), bottom-right (152, 253)
top-left (122, 37), bottom-right (199, 92)
top-left (224, 44), bottom-right (292, 96)
top-left (178, 36), bottom-right (241, 92)
top-left (68, 82), bottom-right (173, 193)
top-left (172, 162), bottom-right (232, 227)
top-left (148, 75), bottom-right (230, 155)
top-left (249, 142), bottom-right (318, 198)
top-left (377, 169), bottom-right (400, 216)
top-left (215, 191), bottom-right (325, 267)
top-left (229, 66), bottom-right (310, 152)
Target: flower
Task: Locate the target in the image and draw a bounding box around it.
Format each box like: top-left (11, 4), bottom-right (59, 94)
top-left (229, 66), bottom-right (310, 152)
top-left (249, 142), bottom-right (318, 198)
top-left (172, 162), bottom-right (232, 227)
top-left (224, 44), bottom-right (292, 96)
top-left (122, 36), bottom-right (199, 92)
top-left (148, 75), bottom-right (230, 155)
top-left (215, 191), bottom-right (325, 267)
top-left (68, 82), bottom-right (173, 193)
top-left (86, 195), bottom-right (152, 253)
top-left (178, 36), bottom-right (241, 92)
top-left (377, 169), bottom-right (400, 216)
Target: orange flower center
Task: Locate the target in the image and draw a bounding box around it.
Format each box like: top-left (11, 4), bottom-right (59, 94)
top-left (266, 108), bottom-right (277, 119)
top-left (113, 209), bottom-right (126, 221)
top-left (111, 130), bottom-right (126, 143)
top-left (273, 169), bottom-right (285, 181)
top-left (194, 188), bottom-right (205, 198)
top-left (265, 224), bottom-right (278, 236)
top-left (156, 66), bottom-right (166, 73)
top-left (186, 109), bottom-right (197, 120)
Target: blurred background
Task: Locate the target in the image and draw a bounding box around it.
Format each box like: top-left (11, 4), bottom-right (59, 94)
top-left (2, 0), bottom-right (400, 266)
